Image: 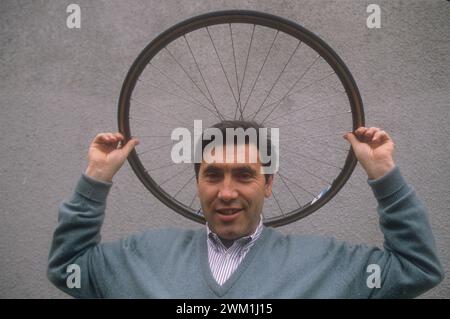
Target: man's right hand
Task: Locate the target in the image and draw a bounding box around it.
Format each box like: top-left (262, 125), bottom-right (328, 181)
top-left (85, 132), bottom-right (139, 183)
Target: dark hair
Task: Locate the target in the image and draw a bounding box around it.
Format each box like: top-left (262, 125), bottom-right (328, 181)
top-left (194, 120), bottom-right (275, 183)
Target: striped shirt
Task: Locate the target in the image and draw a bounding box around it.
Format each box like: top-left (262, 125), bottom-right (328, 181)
top-left (206, 218), bottom-right (264, 285)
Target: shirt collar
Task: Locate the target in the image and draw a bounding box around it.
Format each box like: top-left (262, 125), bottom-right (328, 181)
top-left (206, 216), bottom-right (264, 250)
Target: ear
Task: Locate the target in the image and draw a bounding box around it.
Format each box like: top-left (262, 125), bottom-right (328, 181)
top-left (264, 175), bottom-right (274, 198)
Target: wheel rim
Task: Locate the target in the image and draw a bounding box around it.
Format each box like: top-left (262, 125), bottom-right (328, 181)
top-left (118, 10), bottom-right (364, 227)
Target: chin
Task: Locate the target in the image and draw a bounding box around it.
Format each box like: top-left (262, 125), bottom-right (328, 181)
top-left (215, 227), bottom-right (241, 240)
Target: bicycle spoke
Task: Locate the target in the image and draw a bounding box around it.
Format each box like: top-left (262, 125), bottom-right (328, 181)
top-left (281, 145), bottom-right (343, 170)
top-left (174, 174), bottom-right (196, 198)
top-left (282, 155), bottom-right (334, 185)
top-left (246, 71), bottom-right (335, 119)
top-left (229, 23), bottom-right (244, 118)
top-left (148, 62), bottom-right (224, 120)
top-left (289, 71), bottom-right (336, 98)
top-left (189, 192), bottom-right (198, 209)
top-left (241, 29), bottom-right (279, 115)
top-left (271, 191), bottom-right (284, 215)
top-left (137, 142), bottom-right (174, 156)
top-left (182, 35), bottom-right (224, 120)
top-left (261, 54), bottom-right (321, 124)
top-left (280, 135), bottom-right (350, 152)
top-left (270, 110), bottom-right (351, 127)
top-left (277, 172), bottom-right (316, 198)
top-left (164, 47), bottom-right (217, 108)
top-left (264, 92), bottom-right (343, 123)
top-left (235, 24), bottom-right (255, 120)
top-left (148, 162), bottom-right (179, 172)
top-left (252, 40), bottom-right (302, 121)
top-left (285, 137), bottom-right (350, 155)
top-left (159, 166), bottom-right (189, 187)
top-left (131, 98), bottom-right (191, 126)
top-left (277, 172), bottom-right (301, 207)
top-left (282, 131), bottom-right (350, 141)
top-left (129, 116), bottom-right (184, 127)
top-left (205, 27), bottom-right (240, 113)
top-left (137, 78), bottom-right (221, 121)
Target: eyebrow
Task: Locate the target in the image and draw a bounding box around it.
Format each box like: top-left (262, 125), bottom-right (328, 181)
top-left (202, 166), bottom-right (222, 175)
top-left (202, 165), bottom-right (257, 175)
top-left (232, 166), bottom-right (257, 175)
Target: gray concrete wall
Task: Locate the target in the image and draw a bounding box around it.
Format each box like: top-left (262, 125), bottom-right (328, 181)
top-left (1, 0), bottom-right (449, 298)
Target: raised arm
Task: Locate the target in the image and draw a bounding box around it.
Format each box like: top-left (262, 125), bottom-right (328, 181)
top-left (341, 127), bottom-right (444, 297)
top-left (47, 133), bottom-right (139, 298)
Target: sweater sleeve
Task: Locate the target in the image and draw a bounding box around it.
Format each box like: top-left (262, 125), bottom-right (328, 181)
top-left (47, 174), bottom-right (113, 298)
top-left (345, 166), bottom-right (444, 298)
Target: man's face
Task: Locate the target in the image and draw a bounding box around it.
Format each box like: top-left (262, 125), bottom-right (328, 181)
top-left (197, 143), bottom-right (273, 241)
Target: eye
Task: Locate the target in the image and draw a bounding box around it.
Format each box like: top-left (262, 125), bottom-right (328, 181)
top-left (203, 171), bottom-right (222, 181)
top-left (237, 172), bottom-right (253, 180)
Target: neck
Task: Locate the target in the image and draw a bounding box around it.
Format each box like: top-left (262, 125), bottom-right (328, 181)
top-left (205, 216), bottom-right (263, 248)
top-left (218, 218), bottom-right (262, 249)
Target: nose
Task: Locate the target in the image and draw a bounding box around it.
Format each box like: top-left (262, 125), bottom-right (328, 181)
top-left (217, 177), bottom-right (238, 202)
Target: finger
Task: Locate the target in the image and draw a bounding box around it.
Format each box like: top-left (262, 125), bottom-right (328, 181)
top-left (94, 133), bottom-right (119, 145)
top-left (113, 133), bottom-right (124, 147)
top-left (372, 130), bottom-right (390, 142)
top-left (107, 133), bottom-right (125, 145)
top-left (343, 132), bottom-right (361, 148)
top-left (121, 138), bottom-right (140, 155)
top-left (355, 127), bottom-right (367, 135)
top-left (94, 133), bottom-right (112, 143)
top-left (114, 132), bottom-right (124, 140)
top-left (106, 133), bottom-right (117, 141)
top-left (355, 127), bottom-right (371, 139)
top-left (354, 127), bottom-right (372, 143)
top-left (99, 133), bottom-right (114, 141)
top-left (364, 127), bottom-right (379, 139)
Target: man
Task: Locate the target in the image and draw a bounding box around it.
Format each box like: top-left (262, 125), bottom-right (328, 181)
top-left (48, 121), bottom-right (443, 298)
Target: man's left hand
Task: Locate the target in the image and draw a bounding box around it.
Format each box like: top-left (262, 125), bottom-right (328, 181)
top-left (344, 127), bottom-right (395, 180)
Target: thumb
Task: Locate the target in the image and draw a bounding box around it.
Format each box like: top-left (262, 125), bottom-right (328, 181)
top-left (343, 132), bottom-right (361, 149)
top-left (121, 138), bottom-right (140, 156)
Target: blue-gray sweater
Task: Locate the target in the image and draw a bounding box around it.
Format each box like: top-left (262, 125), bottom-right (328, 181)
top-left (47, 167), bottom-right (444, 298)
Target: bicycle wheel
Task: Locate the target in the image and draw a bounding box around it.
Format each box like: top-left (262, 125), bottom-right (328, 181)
top-left (118, 10), bottom-right (364, 227)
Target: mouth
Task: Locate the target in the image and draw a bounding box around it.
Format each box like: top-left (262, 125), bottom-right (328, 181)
top-left (215, 208), bottom-right (243, 222)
